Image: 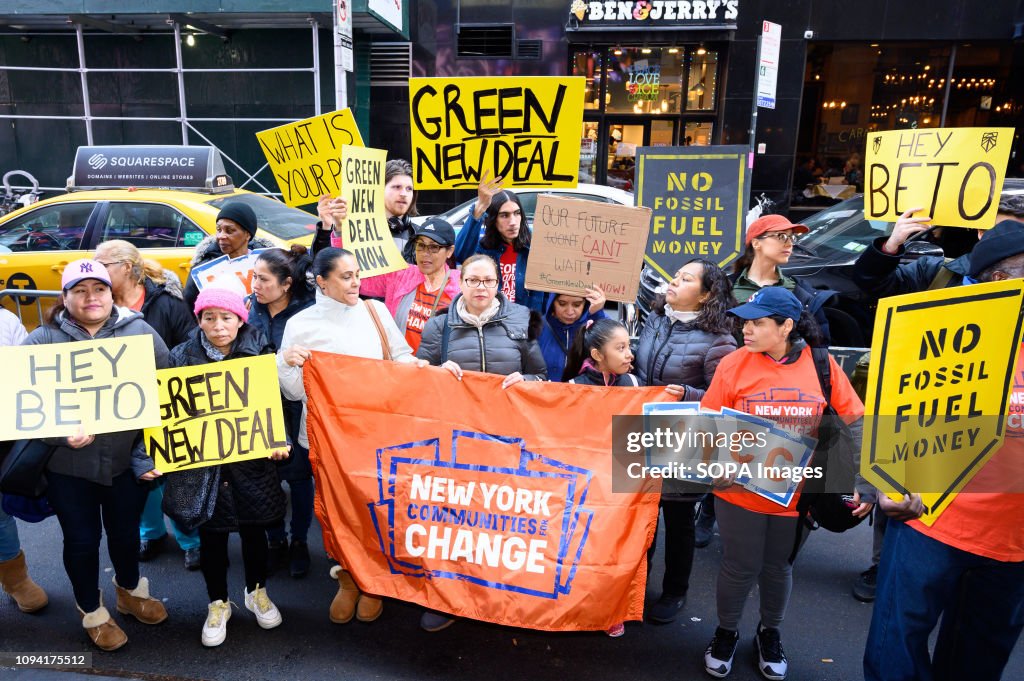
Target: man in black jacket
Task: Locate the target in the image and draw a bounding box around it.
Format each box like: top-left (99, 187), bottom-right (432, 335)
top-left (848, 192), bottom-right (1024, 603)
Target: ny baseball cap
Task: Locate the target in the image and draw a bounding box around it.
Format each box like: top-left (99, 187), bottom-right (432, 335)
top-left (61, 259), bottom-right (112, 292)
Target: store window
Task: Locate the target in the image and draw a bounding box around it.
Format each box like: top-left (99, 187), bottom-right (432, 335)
top-left (572, 51), bottom-right (603, 110)
top-left (686, 48), bottom-right (718, 111)
top-left (606, 47), bottom-right (685, 114)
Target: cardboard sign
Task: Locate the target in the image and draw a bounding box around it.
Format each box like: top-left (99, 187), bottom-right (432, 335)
top-left (256, 109), bottom-right (365, 207)
top-left (408, 77), bottom-right (586, 189)
top-left (525, 195), bottom-right (651, 303)
top-left (188, 249), bottom-right (270, 297)
top-left (635, 145), bottom-right (748, 281)
top-left (305, 354), bottom-right (664, 631)
top-left (144, 355), bottom-right (288, 473)
top-left (339, 145), bottom-right (407, 277)
top-left (865, 127), bottom-right (1014, 228)
top-left (862, 280), bottom-right (1024, 523)
top-left (0, 336), bottom-right (160, 440)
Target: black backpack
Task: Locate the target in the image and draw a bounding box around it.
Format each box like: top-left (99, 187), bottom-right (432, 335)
top-left (788, 347), bottom-right (867, 563)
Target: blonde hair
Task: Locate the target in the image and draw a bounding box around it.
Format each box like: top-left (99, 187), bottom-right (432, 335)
top-left (95, 239), bottom-right (167, 286)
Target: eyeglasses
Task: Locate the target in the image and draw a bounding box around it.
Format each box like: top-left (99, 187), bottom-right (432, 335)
top-left (415, 242), bottom-right (446, 254)
top-left (757, 232), bottom-right (801, 245)
top-left (496, 209), bottom-right (522, 220)
top-left (463, 277), bottom-right (499, 289)
top-left (95, 260), bottom-right (125, 268)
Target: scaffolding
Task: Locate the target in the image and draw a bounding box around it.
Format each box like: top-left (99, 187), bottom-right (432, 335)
top-left (0, 19), bottom-right (326, 196)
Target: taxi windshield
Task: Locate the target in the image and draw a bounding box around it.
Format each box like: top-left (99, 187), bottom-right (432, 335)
top-left (206, 194), bottom-right (317, 241)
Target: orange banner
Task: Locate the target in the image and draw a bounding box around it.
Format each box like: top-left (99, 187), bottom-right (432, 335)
top-left (304, 354), bottom-right (665, 631)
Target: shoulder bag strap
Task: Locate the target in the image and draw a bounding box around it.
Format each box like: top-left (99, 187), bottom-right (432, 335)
top-left (810, 346), bottom-right (833, 408)
top-left (440, 314), bottom-right (452, 363)
top-left (927, 258), bottom-right (955, 290)
top-left (364, 300), bottom-right (392, 361)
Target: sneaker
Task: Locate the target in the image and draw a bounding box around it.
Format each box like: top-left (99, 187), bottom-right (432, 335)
top-left (420, 610), bottom-right (455, 632)
top-left (754, 623), bottom-right (788, 680)
top-left (138, 534), bottom-right (166, 562)
top-left (605, 621), bottom-right (625, 637)
top-left (243, 584), bottom-right (282, 629)
top-left (266, 540), bottom-right (288, 576)
top-left (201, 600), bottom-right (232, 647)
top-left (852, 564), bottom-right (878, 603)
top-left (694, 505), bottom-right (717, 549)
top-left (648, 592), bottom-right (686, 623)
top-left (289, 540), bottom-right (310, 578)
top-left (184, 547), bottom-right (201, 571)
top-left (704, 627), bottom-right (739, 678)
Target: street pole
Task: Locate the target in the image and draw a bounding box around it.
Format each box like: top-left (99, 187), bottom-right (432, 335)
top-left (747, 35), bottom-right (763, 218)
top-left (334, 0), bottom-right (351, 109)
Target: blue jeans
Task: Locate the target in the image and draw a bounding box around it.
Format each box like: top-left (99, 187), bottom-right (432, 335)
top-left (864, 518), bottom-right (1024, 681)
top-left (0, 494), bottom-right (22, 561)
top-left (139, 481), bottom-right (200, 550)
top-left (266, 477), bottom-right (315, 544)
top-left (46, 469), bottom-right (149, 612)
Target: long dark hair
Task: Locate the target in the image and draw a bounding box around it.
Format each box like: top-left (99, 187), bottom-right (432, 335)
top-left (732, 243), bottom-right (756, 274)
top-left (257, 245), bottom-right (314, 302)
top-left (652, 258), bottom-right (736, 334)
top-left (766, 311), bottom-right (823, 347)
top-left (563, 318), bottom-right (627, 380)
top-left (312, 247), bottom-right (355, 281)
top-left (385, 159), bottom-right (418, 218)
top-left (480, 190), bottom-right (531, 252)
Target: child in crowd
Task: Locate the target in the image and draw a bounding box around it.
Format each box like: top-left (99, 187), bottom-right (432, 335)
top-left (162, 287), bottom-right (291, 648)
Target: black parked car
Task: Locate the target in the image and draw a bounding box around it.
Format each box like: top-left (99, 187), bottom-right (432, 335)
top-left (633, 182), bottom-right (1024, 348)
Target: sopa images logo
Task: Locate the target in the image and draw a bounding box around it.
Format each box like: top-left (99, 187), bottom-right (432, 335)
top-left (87, 153), bottom-right (108, 170)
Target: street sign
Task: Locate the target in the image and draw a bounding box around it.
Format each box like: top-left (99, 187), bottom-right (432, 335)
top-left (756, 21), bottom-right (781, 109)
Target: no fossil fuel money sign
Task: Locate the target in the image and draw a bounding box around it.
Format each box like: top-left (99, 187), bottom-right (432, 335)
top-left (862, 280), bottom-right (1024, 524)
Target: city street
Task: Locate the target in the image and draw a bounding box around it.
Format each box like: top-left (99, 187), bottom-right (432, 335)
top-left (6, 509), bottom-right (1023, 681)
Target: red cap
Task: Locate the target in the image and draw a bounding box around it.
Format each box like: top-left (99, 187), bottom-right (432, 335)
top-left (745, 214), bottom-right (809, 245)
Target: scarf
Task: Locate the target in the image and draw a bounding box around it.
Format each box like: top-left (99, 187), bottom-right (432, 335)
top-left (201, 333), bottom-right (229, 361)
top-left (664, 304), bottom-right (700, 325)
top-left (456, 297), bottom-right (500, 328)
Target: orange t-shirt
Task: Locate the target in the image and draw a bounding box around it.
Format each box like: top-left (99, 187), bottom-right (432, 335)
top-left (701, 345), bottom-right (865, 516)
top-left (130, 288), bottom-right (146, 312)
top-left (909, 347), bottom-right (1024, 562)
top-left (404, 283), bottom-right (452, 353)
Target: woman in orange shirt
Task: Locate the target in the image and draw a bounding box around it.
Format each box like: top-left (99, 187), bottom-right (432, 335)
top-left (699, 287), bottom-right (873, 681)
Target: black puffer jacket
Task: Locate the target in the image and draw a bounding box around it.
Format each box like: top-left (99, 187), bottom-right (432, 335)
top-left (162, 324), bottom-right (286, 532)
top-left (23, 307), bottom-right (170, 485)
top-left (417, 293), bottom-right (547, 380)
top-left (634, 312), bottom-right (737, 400)
top-left (853, 236), bottom-right (968, 299)
top-left (182, 234), bottom-right (279, 310)
top-left (140, 275), bottom-right (195, 350)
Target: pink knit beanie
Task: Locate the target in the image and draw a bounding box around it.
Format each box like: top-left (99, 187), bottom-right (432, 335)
top-left (194, 286), bottom-right (249, 323)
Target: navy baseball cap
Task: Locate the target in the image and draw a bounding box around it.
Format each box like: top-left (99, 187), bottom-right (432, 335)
top-left (728, 287), bottom-right (803, 321)
top-left (413, 217), bottom-right (456, 246)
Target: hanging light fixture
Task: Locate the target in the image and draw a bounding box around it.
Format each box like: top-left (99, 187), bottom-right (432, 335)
top-left (186, 33), bottom-right (196, 47)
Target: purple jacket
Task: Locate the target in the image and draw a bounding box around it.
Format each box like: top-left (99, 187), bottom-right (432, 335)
top-left (359, 264), bottom-right (461, 333)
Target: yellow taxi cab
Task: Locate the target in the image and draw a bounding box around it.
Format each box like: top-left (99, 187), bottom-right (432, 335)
top-left (0, 145), bottom-right (317, 328)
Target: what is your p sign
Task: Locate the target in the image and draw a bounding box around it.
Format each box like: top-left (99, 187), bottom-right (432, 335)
top-left (256, 109), bottom-right (365, 207)
top-left (865, 127), bottom-right (1014, 228)
top-left (0, 336), bottom-right (160, 441)
top-left (144, 355), bottom-right (287, 473)
top-left (409, 77), bottom-right (586, 189)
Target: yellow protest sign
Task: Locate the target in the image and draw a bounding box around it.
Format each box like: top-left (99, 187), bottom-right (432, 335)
top-left (525, 195), bottom-right (651, 303)
top-left (861, 280), bottom-right (1024, 524)
top-left (0, 336), bottom-right (160, 440)
top-left (144, 355), bottom-right (287, 473)
top-left (339, 145), bottom-right (407, 277)
top-left (256, 109), bottom-right (365, 207)
top-left (865, 127), bottom-right (1014, 228)
top-left (408, 77), bottom-right (586, 189)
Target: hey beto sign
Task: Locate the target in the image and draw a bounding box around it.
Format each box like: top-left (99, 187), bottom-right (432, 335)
top-left (569, 0), bottom-right (739, 24)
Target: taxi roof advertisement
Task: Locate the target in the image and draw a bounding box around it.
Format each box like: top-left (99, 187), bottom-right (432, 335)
top-left (70, 145), bottom-right (230, 191)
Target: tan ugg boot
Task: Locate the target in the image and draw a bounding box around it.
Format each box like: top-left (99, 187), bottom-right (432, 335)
top-left (78, 596), bottom-right (128, 652)
top-left (114, 576), bottom-right (168, 625)
top-left (356, 594), bottom-right (383, 622)
top-left (329, 566), bottom-right (360, 624)
top-left (0, 550), bottom-right (48, 612)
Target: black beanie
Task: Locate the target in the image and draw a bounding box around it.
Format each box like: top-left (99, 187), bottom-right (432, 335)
top-left (968, 219), bottom-right (1024, 277)
top-left (216, 201), bottom-right (258, 238)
